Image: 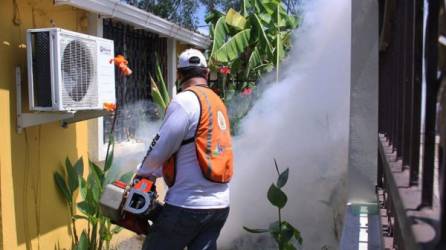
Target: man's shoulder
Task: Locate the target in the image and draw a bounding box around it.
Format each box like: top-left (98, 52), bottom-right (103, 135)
top-left (172, 91), bottom-right (199, 113)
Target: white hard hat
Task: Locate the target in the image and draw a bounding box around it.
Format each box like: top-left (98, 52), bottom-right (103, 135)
top-left (177, 49), bottom-right (208, 69)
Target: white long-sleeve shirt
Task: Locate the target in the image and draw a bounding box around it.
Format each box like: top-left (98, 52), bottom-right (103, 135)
top-left (137, 90), bottom-right (229, 209)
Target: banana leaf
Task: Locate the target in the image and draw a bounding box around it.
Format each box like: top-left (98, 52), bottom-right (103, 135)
top-left (254, 0), bottom-right (276, 15)
top-left (209, 16), bottom-right (228, 66)
top-left (241, 0), bottom-right (251, 16)
top-left (225, 8), bottom-right (247, 30)
top-left (286, 15), bottom-right (299, 29)
top-left (213, 29), bottom-right (252, 63)
top-left (246, 47), bottom-right (262, 78)
top-left (251, 14), bottom-right (273, 57)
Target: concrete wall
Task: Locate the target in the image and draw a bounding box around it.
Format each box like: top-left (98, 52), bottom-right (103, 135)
top-left (348, 0), bottom-right (379, 203)
top-left (0, 1), bottom-right (90, 249)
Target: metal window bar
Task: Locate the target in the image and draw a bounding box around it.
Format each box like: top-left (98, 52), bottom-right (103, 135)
top-left (375, 0), bottom-right (446, 248)
top-left (421, 0), bottom-right (440, 208)
top-left (409, 0), bottom-right (423, 186)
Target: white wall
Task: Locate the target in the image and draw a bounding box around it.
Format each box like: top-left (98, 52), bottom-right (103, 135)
top-left (348, 0), bottom-right (379, 203)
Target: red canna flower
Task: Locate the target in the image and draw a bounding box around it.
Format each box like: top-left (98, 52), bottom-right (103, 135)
top-left (103, 102), bottom-right (117, 112)
top-left (219, 66), bottom-right (231, 75)
top-left (241, 87), bottom-right (253, 96)
top-left (110, 55), bottom-right (133, 76)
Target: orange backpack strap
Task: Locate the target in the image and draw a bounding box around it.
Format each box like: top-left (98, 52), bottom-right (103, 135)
top-left (162, 154), bottom-right (176, 187)
top-left (162, 138), bottom-right (195, 187)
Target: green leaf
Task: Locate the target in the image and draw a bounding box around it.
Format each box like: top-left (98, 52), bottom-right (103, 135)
top-left (77, 201), bottom-right (95, 216)
top-left (89, 160), bottom-right (105, 185)
top-left (251, 14), bottom-right (273, 56)
top-left (150, 76), bottom-right (167, 110)
top-left (54, 172), bottom-right (72, 204)
top-left (213, 29), bottom-right (252, 63)
top-left (259, 13), bottom-right (272, 24)
top-left (65, 157), bottom-right (78, 193)
top-left (267, 183), bottom-right (287, 208)
top-left (283, 221), bottom-right (303, 244)
top-left (241, 0), bottom-right (251, 16)
top-left (104, 137), bottom-right (115, 173)
top-left (87, 171), bottom-right (101, 203)
top-left (72, 215), bottom-right (89, 221)
top-left (246, 47), bottom-right (262, 78)
top-left (253, 63), bottom-right (274, 73)
top-left (281, 223), bottom-right (295, 243)
top-left (73, 157), bottom-right (84, 176)
top-left (119, 171), bottom-right (134, 184)
top-left (226, 8), bottom-right (247, 30)
top-left (243, 226), bottom-right (269, 233)
top-left (75, 231), bottom-right (89, 250)
top-left (286, 15), bottom-right (299, 29)
top-left (209, 16), bottom-right (228, 65)
top-left (277, 168), bottom-right (289, 188)
top-left (254, 0), bottom-right (275, 15)
top-left (78, 177), bottom-right (87, 200)
top-left (155, 54), bottom-right (170, 105)
top-left (269, 221), bottom-right (296, 247)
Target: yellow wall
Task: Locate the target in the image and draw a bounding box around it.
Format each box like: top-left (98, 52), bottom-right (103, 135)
top-left (0, 1), bottom-right (91, 249)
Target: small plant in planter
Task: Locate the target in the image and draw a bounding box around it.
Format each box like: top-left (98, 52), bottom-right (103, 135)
top-left (244, 159), bottom-right (303, 250)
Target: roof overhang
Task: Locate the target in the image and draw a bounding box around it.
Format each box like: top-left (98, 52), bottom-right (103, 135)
top-left (54, 0), bottom-right (211, 49)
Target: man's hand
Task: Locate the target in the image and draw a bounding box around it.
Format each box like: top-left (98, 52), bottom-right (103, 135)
top-left (135, 163), bottom-right (157, 183)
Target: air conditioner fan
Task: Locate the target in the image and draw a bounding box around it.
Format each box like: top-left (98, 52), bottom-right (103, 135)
top-left (61, 40), bottom-right (94, 102)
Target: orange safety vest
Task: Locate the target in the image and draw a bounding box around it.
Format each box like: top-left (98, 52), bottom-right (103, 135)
top-left (162, 85), bottom-right (233, 187)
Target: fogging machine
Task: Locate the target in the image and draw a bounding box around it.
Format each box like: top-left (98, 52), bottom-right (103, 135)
top-left (99, 176), bottom-right (161, 234)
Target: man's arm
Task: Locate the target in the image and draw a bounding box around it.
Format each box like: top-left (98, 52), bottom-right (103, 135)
top-left (137, 101), bottom-right (190, 177)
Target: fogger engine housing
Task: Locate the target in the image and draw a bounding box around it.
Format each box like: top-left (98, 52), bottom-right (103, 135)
top-left (99, 177), bottom-right (159, 235)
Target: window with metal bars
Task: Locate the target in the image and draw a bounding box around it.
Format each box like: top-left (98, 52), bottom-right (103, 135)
top-left (102, 19), bottom-right (168, 143)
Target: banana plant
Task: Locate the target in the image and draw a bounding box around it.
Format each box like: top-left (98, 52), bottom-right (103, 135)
top-left (244, 159), bottom-right (303, 249)
top-left (206, 0), bottom-right (298, 135)
top-left (207, 0), bottom-right (299, 83)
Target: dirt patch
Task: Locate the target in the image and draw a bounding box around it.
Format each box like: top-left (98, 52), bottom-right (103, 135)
top-left (114, 235), bottom-right (144, 250)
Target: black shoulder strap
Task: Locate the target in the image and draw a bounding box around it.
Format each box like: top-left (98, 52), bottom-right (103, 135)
top-left (181, 137), bottom-right (195, 145)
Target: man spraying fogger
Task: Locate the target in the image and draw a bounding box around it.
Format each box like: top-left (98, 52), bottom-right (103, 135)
top-left (136, 49), bottom-right (234, 250)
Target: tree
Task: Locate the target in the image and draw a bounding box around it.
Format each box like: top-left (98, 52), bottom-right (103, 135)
top-left (201, 0), bottom-right (301, 17)
top-left (125, 0), bottom-right (199, 30)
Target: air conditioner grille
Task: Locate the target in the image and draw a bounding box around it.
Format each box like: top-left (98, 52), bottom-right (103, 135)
top-left (31, 32), bottom-right (52, 107)
top-left (60, 36), bottom-right (98, 108)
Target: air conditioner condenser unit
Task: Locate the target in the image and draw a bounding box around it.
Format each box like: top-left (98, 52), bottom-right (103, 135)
top-left (27, 28), bottom-right (115, 112)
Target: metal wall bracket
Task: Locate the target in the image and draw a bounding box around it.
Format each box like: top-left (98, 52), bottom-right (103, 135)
top-left (60, 110), bottom-right (110, 127)
top-left (16, 67), bottom-right (111, 133)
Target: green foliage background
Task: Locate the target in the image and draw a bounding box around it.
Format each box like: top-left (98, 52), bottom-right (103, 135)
top-left (124, 0), bottom-right (301, 31)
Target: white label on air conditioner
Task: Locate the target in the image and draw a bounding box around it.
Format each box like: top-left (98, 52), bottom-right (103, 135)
top-left (97, 39), bottom-right (116, 106)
